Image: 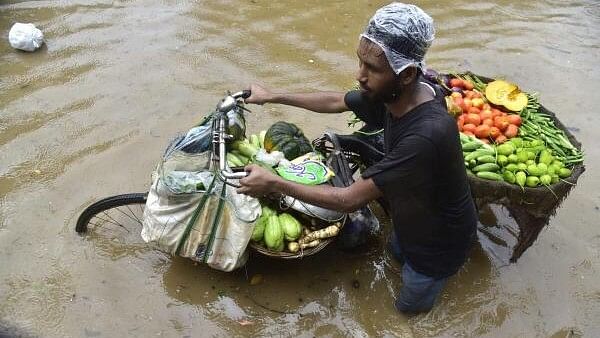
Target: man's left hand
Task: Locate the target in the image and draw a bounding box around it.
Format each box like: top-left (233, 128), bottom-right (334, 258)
top-left (237, 164), bottom-right (281, 198)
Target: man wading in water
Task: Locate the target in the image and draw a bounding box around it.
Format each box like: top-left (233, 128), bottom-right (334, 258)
top-left (238, 2), bottom-right (477, 313)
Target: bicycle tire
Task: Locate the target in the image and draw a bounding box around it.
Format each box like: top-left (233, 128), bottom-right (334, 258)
top-left (76, 193), bottom-right (148, 233)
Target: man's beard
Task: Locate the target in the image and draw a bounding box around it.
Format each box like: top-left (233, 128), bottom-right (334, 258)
top-left (370, 83), bottom-right (402, 103)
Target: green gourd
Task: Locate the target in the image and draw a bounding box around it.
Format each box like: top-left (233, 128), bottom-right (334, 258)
top-left (264, 215), bottom-right (284, 251)
top-left (278, 213), bottom-right (302, 241)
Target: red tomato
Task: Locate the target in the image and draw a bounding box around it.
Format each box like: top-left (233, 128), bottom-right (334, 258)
top-left (463, 130), bottom-right (474, 137)
top-left (494, 116), bottom-right (509, 131)
top-left (482, 118), bottom-right (494, 127)
top-left (491, 108), bottom-right (503, 118)
top-left (462, 123), bottom-right (477, 134)
top-left (489, 126), bottom-right (501, 139)
top-left (474, 124), bottom-right (491, 138)
top-left (482, 103), bottom-right (491, 111)
top-left (495, 135), bottom-right (508, 144)
top-left (457, 115), bottom-right (465, 130)
top-left (480, 138), bottom-right (490, 144)
top-left (468, 107), bottom-right (481, 115)
top-left (465, 113), bottom-right (481, 126)
top-left (449, 78), bottom-right (463, 88)
top-left (465, 91), bottom-right (475, 99)
top-left (504, 124), bottom-right (519, 138)
top-left (463, 80), bottom-right (474, 90)
top-left (507, 114), bottom-right (522, 127)
top-left (480, 110), bottom-right (493, 120)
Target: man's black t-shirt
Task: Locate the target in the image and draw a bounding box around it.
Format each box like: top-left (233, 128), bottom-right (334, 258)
top-left (344, 84), bottom-right (477, 279)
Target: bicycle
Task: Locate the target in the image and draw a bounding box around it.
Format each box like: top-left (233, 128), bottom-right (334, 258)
top-left (75, 90), bottom-right (383, 256)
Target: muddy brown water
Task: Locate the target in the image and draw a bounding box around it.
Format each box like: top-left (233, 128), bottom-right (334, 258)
top-left (1, 1), bottom-right (599, 337)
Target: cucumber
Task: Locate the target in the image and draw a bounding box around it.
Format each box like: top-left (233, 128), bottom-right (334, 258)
top-left (472, 163), bottom-right (500, 172)
top-left (465, 149), bottom-right (495, 162)
top-left (250, 134), bottom-right (260, 148)
top-left (233, 141), bottom-right (259, 158)
top-left (231, 150), bottom-right (250, 164)
top-left (476, 171), bottom-right (503, 181)
top-left (226, 153), bottom-right (244, 167)
top-left (459, 133), bottom-right (470, 144)
top-left (476, 155), bottom-right (497, 164)
top-left (462, 141), bottom-right (482, 152)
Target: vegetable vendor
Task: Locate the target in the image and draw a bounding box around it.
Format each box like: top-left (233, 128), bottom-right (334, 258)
top-left (238, 2), bottom-right (477, 314)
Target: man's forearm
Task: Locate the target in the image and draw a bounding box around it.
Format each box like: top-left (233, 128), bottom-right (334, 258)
top-left (273, 178), bottom-right (359, 213)
top-left (270, 91), bottom-right (347, 114)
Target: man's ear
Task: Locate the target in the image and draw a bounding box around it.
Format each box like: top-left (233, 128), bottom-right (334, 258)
top-left (398, 66), bottom-right (418, 85)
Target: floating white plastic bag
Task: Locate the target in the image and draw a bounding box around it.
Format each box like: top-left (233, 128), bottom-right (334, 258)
top-left (9, 23), bottom-right (44, 52)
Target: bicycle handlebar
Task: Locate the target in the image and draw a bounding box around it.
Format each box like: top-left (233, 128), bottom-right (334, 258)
top-left (215, 90), bottom-right (252, 187)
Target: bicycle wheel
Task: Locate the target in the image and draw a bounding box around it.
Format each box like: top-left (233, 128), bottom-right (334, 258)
top-left (76, 193), bottom-right (148, 243)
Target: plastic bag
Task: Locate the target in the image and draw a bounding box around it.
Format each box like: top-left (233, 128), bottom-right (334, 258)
top-left (361, 3), bottom-right (434, 74)
top-left (9, 23), bottom-right (44, 52)
top-left (142, 122), bottom-right (261, 271)
top-left (275, 154), bottom-right (334, 185)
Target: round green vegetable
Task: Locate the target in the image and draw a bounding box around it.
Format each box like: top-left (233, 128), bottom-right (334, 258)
top-left (497, 144), bottom-right (515, 156)
top-left (516, 171), bottom-right (527, 188)
top-left (264, 121), bottom-right (313, 160)
top-left (497, 155), bottom-right (508, 167)
top-left (505, 163), bottom-right (519, 172)
top-left (538, 150), bottom-right (553, 165)
top-left (526, 176), bottom-right (540, 187)
top-left (540, 174), bottom-right (552, 185)
top-left (558, 168), bottom-right (572, 178)
top-left (503, 171), bottom-right (516, 184)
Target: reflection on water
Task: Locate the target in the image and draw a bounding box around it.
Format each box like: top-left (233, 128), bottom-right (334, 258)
top-left (1, 0), bottom-right (599, 336)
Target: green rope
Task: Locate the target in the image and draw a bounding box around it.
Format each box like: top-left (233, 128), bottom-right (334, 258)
top-left (203, 181), bottom-right (227, 263)
top-left (175, 176), bottom-right (217, 256)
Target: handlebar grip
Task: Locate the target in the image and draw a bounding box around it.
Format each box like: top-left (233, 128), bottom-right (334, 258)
top-left (241, 89), bottom-right (251, 99)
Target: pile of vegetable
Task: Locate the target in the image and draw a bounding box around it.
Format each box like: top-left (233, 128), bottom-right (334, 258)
top-left (446, 77), bottom-right (522, 144)
top-left (461, 133), bottom-right (572, 190)
top-left (227, 121), bottom-right (343, 254)
top-left (251, 205), bottom-right (341, 253)
top-left (442, 73), bottom-right (583, 188)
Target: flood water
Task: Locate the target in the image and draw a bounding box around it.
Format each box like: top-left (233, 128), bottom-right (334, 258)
top-left (1, 0), bottom-right (599, 337)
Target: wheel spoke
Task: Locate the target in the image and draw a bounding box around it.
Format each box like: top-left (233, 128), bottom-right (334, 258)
top-left (99, 211), bottom-right (131, 233)
top-left (112, 205), bottom-right (142, 226)
top-left (125, 204), bottom-right (143, 225)
top-left (91, 215), bottom-right (123, 229)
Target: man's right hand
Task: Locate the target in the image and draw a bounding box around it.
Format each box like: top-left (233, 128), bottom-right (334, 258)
top-left (245, 84), bottom-right (274, 105)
